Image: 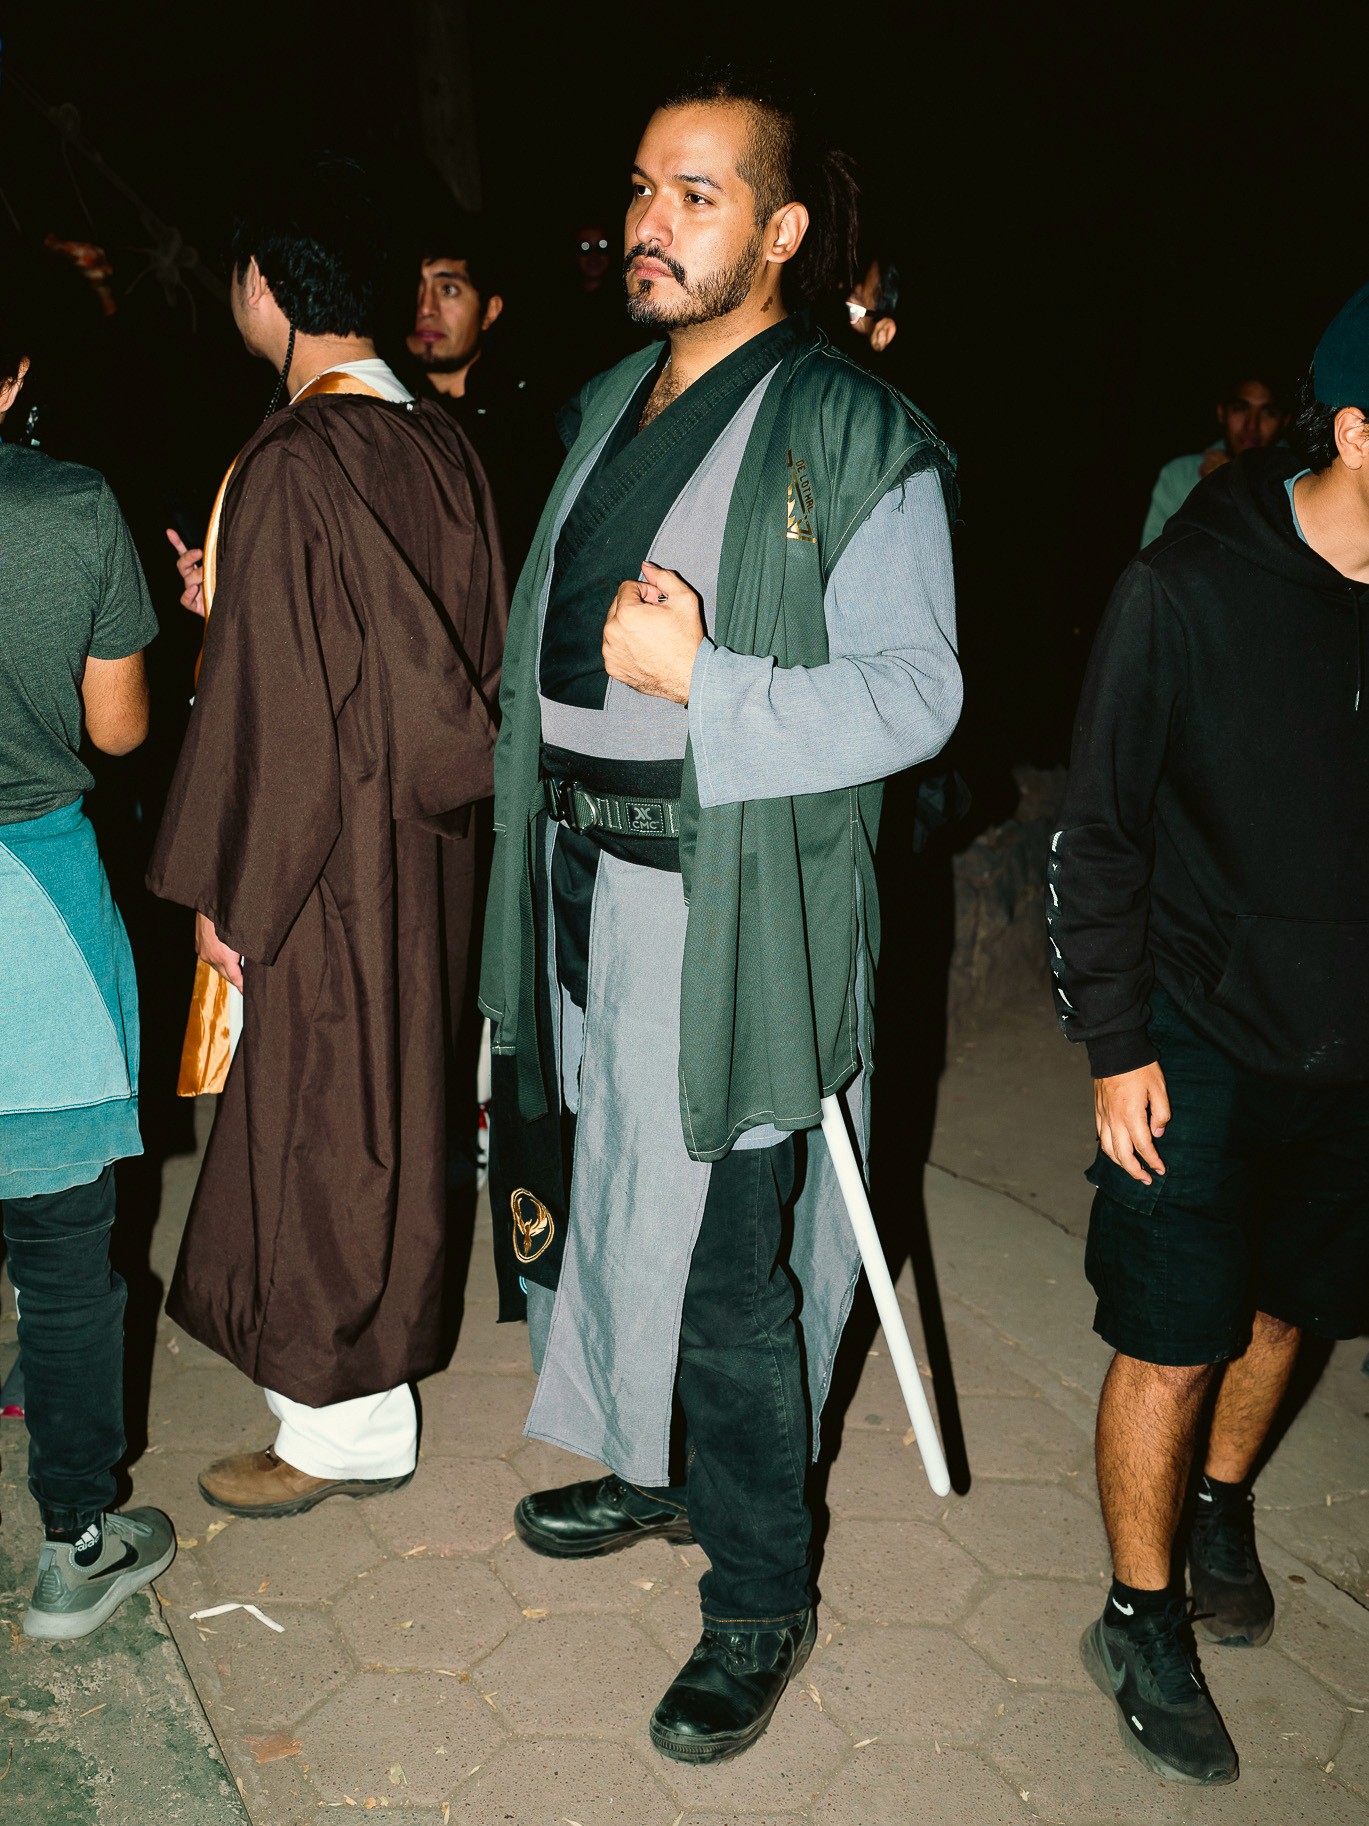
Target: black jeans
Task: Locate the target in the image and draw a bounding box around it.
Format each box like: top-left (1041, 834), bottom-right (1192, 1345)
top-left (1, 1166), bottom-right (125, 1534)
top-left (630, 1139), bottom-right (813, 1629)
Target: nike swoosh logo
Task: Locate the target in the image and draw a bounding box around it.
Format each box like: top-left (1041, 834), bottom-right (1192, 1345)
top-left (86, 1542), bottom-right (140, 1581)
top-left (1097, 1631), bottom-right (1128, 1692)
top-left (1111, 1598), bottom-right (1134, 1616)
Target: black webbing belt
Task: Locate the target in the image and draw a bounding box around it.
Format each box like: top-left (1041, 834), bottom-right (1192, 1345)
top-left (543, 774), bottom-right (681, 840)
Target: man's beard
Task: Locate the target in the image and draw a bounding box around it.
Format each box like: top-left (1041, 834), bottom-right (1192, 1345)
top-left (624, 231), bottom-right (765, 329)
top-left (414, 347), bottom-right (476, 376)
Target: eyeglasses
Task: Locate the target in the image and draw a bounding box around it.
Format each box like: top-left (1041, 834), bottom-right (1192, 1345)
top-left (845, 299), bottom-right (888, 324)
top-left (579, 238), bottom-right (610, 254)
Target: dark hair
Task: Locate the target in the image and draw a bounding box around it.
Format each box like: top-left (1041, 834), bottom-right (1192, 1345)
top-left (1293, 370), bottom-right (1340, 473)
top-left (416, 212), bottom-right (504, 305)
top-left (656, 61), bottom-right (859, 304)
top-left (230, 153), bottom-right (388, 337)
top-left (865, 251), bottom-right (901, 317)
top-left (1217, 369), bottom-right (1288, 413)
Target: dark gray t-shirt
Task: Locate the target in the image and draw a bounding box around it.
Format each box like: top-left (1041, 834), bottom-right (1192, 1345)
top-left (0, 444), bottom-right (158, 824)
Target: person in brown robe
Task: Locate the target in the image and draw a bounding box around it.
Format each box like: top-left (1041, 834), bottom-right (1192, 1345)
top-left (148, 156), bottom-right (506, 1517)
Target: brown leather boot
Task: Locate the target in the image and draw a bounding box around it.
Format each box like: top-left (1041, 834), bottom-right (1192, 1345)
top-left (197, 1446), bottom-right (414, 1518)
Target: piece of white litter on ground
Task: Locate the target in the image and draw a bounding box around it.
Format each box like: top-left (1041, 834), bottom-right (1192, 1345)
top-left (189, 1602), bottom-right (285, 1633)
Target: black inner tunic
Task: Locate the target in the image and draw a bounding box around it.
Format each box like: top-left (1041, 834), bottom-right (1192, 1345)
top-left (537, 317), bottom-right (800, 711)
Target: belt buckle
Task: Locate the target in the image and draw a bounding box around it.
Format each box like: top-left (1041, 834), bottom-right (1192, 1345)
top-left (546, 776), bottom-right (571, 825)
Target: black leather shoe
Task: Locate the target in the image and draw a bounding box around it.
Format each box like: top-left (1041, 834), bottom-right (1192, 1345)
top-left (649, 1612), bottom-right (817, 1764)
top-left (513, 1475), bottom-right (694, 1559)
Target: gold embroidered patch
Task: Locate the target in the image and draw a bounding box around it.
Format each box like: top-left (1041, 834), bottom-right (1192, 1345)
top-left (511, 1187), bottom-right (555, 1264)
top-left (786, 447), bottom-right (816, 542)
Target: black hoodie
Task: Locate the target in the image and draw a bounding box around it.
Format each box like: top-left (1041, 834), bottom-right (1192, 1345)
top-left (1050, 448), bottom-right (1369, 1082)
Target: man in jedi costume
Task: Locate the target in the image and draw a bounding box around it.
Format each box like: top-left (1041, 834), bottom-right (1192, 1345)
top-left (149, 156), bottom-right (506, 1517)
top-left (481, 67), bottom-right (962, 1763)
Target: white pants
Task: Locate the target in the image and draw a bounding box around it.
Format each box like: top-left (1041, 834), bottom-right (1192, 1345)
top-left (264, 1384), bottom-right (417, 1481)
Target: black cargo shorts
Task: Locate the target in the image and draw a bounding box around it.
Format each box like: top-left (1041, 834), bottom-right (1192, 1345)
top-left (1084, 988), bottom-right (1369, 1365)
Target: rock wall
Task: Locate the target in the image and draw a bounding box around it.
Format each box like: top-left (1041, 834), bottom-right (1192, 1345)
top-left (948, 766), bottom-right (1067, 1033)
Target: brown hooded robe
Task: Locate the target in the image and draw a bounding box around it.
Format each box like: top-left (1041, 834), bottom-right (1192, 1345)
top-left (148, 392), bottom-right (506, 1404)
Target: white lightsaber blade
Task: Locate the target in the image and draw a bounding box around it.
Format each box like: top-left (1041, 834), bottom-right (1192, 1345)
top-left (820, 1094), bottom-right (951, 1497)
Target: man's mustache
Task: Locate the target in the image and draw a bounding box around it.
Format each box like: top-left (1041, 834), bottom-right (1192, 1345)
top-left (623, 244), bottom-right (686, 285)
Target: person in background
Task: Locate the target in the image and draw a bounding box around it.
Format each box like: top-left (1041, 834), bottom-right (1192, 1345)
top-left (546, 219), bottom-right (647, 405)
top-left (1140, 372), bottom-right (1287, 546)
top-left (574, 222), bottom-right (614, 296)
top-left (1049, 284), bottom-right (1369, 1786)
top-left (844, 250), bottom-right (899, 357)
top-left (402, 215), bottom-right (560, 575)
top-left (0, 317), bottom-right (175, 1640)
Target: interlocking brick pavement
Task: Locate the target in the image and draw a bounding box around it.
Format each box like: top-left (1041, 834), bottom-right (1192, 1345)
top-left (135, 1137), bottom-right (1369, 1824)
top-left (4, 1011), bottom-right (1367, 1825)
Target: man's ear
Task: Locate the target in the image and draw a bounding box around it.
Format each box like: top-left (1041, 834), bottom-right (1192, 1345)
top-left (1333, 406), bottom-right (1369, 470)
top-left (481, 293), bottom-right (505, 333)
top-left (767, 201), bottom-right (810, 268)
top-left (870, 317), bottom-right (897, 354)
top-left (239, 256), bottom-right (270, 308)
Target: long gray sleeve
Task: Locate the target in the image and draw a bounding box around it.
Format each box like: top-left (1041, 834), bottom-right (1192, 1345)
top-left (687, 469), bottom-right (960, 807)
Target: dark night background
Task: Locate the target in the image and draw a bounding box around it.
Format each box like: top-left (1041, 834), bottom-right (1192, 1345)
top-left (3, 0), bottom-right (1368, 798)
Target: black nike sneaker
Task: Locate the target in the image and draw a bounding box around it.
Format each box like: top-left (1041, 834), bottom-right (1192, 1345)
top-left (1189, 1483), bottom-right (1275, 1647)
top-left (1080, 1597), bottom-right (1238, 1784)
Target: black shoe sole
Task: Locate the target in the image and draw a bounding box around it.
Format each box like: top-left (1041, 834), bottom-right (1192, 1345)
top-left (649, 1617), bottom-right (817, 1765)
top-left (1194, 1613), bottom-right (1275, 1649)
top-left (1080, 1623), bottom-right (1238, 1787)
top-left (197, 1470), bottom-right (414, 1519)
top-left (513, 1501), bottom-right (695, 1559)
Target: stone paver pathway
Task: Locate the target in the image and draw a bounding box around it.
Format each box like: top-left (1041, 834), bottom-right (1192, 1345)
top-left (4, 1037), bottom-right (1368, 1824)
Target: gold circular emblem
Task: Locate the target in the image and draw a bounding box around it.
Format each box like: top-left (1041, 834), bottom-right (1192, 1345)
top-left (510, 1187), bottom-right (555, 1264)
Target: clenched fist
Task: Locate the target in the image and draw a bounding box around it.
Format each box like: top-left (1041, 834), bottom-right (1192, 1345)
top-left (602, 561), bottom-right (706, 705)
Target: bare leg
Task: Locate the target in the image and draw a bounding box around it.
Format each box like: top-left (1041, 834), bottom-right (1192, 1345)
top-left (1096, 1352), bottom-right (1216, 1588)
top-left (1204, 1311), bottom-right (1301, 1484)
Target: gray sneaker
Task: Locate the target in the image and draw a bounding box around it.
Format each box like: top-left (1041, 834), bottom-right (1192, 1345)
top-left (23, 1508), bottom-right (176, 1641)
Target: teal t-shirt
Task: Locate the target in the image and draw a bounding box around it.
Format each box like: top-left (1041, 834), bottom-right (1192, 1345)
top-left (0, 444), bottom-right (158, 824)
top-left (1140, 445), bottom-right (1224, 547)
